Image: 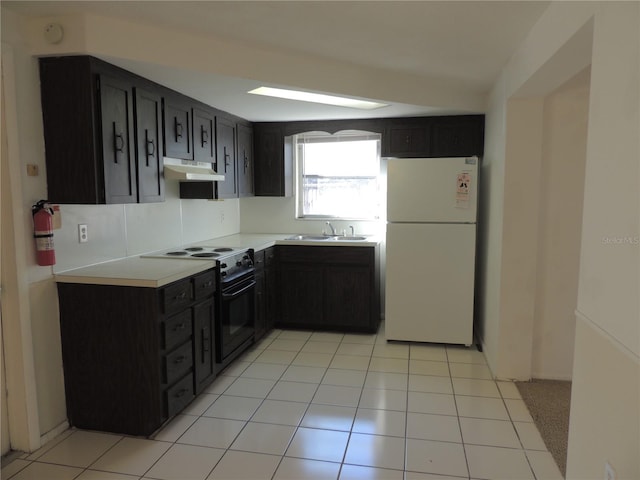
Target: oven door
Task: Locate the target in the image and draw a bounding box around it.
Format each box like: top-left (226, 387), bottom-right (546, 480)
top-left (218, 273), bottom-right (256, 363)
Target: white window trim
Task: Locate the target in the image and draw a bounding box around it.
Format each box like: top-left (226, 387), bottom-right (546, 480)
top-left (294, 130), bottom-right (382, 221)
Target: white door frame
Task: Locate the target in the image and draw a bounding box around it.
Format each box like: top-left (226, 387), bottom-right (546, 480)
top-left (1, 44), bottom-right (42, 453)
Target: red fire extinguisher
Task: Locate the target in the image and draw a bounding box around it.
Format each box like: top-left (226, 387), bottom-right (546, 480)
top-left (32, 200), bottom-right (56, 266)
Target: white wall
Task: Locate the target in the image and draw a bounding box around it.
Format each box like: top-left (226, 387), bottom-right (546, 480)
top-left (480, 3), bottom-right (594, 380)
top-left (567, 3), bottom-right (639, 478)
top-left (481, 2), bottom-right (639, 477)
top-left (239, 196), bottom-right (384, 238)
top-left (531, 68), bottom-right (590, 380)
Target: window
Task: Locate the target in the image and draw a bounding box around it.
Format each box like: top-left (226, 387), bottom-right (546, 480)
top-left (295, 130), bottom-right (382, 220)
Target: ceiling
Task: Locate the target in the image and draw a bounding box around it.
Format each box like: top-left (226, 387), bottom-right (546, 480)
top-left (3, 1), bottom-right (550, 121)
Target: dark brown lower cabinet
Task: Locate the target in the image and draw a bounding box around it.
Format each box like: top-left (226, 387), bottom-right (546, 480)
top-left (254, 247), bottom-right (276, 341)
top-left (276, 245), bottom-right (381, 333)
top-left (56, 269), bottom-right (216, 436)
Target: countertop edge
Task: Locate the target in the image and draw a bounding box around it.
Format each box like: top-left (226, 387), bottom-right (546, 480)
top-left (54, 233), bottom-right (381, 287)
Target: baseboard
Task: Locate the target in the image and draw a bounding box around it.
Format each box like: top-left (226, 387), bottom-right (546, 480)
top-left (39, 421), bottom-right (69, 448)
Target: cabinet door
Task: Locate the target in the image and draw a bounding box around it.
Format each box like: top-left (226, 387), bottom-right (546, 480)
top-left (216, 117), bottom-right (237, 198)
top-left (254, 125), bottom-right (290, 196)
top-left (385, 124), bottom-right (429, 157)
top-left (134, 88), bottom-right (164, 203)
top-left (193, 299), bottom-right (216, 393)
top-left (99, 75), bottom-right (137, 204)
top-left (264, 248), bottom-right (277, 331)
top-left (163, 96), bottom-right (192, 160)
top-left (254, 270), bottom-right (267, 341)
top-left (324, 265), bottom-right (372, 329)
top-left (430, 117), bottom-right (484, 157)
top-left (278, 263), bottom-right (323, 327)
top-left (237, 123), bottom-right (254, 197)
top-left (193, 108), bottom-right (215, 163)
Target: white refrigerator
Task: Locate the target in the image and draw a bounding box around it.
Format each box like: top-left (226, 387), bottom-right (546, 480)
top-left (385, 156), bottom-right (478, 345)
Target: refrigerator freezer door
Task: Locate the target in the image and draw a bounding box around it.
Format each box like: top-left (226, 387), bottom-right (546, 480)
top-left (385, 223), bottom-right (476, 345)
top-left (387, 157), bottom-right (478, 223)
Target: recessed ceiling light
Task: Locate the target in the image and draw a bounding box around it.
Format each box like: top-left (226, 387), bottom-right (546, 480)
top-left (248, 86), bottom-right (388, 110)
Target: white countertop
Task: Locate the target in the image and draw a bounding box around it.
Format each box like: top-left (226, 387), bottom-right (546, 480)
top-left (54, 233), bottom-right (380, 288)
top-left (54, 257), bottom-right (215, 288)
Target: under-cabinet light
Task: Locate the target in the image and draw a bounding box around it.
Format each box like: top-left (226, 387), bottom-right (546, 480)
top-left (248, 86), bottom-right (388, 110)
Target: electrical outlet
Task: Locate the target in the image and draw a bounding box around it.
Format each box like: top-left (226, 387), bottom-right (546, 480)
top-left (605, 461), bottom-right (616, 480)
top-left (78, 224), bottom-right (88, 243)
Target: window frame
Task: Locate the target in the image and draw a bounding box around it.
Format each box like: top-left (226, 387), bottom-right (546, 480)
top-left (294, 130), bottom-right (382, 221)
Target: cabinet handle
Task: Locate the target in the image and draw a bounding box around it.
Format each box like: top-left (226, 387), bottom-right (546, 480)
top-left (172, 323), bottom-right (186, 332)
top-left (175, 118), bottom-right (183, 141)
top-left (173, 355), bottom-right (186, 364)
top-left (174, 291), bottom-right (187, 301)
top-left (405, 135), bottom-right (411, 145)
top-left (145, 130), bottom-right (155, 167)
top-left (174, 388), bottom-right (189, 398)
top-left (113, 122), bottom-right (125, 161)
top-left (202, 280), bottom-right (213, 289)
top-left (201, 125), bottom-right (209, 147)
top-left (202, 331), bottom-right (210, 353)
top-left (223, 147), bottom-right (230, 171)
top-left (243, 152), bottom-right (249, 173)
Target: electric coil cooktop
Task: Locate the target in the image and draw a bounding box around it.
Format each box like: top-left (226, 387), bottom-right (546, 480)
top-left (141, 246), bottom-right (240, 260)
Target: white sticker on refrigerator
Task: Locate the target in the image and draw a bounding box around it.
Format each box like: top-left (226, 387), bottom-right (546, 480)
top-left (456, 171), bottom-right (471, 208)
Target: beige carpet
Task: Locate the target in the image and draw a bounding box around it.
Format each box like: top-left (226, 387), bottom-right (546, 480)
top-left (515, 379), bottom-right (572, 478)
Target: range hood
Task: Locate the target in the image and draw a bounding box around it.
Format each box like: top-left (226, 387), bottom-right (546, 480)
top-left (163, 157), bottom-right (225, 181)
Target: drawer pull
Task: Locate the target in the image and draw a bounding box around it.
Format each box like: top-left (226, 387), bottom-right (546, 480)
top-left (174, 388), bottom-right (189, 398)
top-left (172, 323), bottom-right (186, 332)
top-left (174, 292), bottom-right (187, 301)
top-left (173, 355), bottom-right (187, 364)
top-left (202, 281), bottom-right (213, 289)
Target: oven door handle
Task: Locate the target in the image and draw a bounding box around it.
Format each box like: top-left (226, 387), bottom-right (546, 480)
top-left (222, 280), bottom-right (256, 300)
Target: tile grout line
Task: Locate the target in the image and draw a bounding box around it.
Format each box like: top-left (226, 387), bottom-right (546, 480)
top-left (447, 346), bottom-right (473, 480)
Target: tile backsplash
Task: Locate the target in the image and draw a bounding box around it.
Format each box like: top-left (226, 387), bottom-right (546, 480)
top-left (53, 184), bottom-right (240, 273)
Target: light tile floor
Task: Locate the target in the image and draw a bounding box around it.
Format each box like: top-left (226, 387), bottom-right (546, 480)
top-left (2, 325), bottom-right (563, 480)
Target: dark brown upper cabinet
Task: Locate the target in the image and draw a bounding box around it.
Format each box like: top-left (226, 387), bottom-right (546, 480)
top-left (40, 56), bottom-right (163, 204)
top-left (98, 75), bottom-right (137, 204)
top-left (163, 94), bottom-right (192, 160)
top-left (215, 116), bottom-right (237, 199)
top-left (134, 87), bottom-right (164, 203)
top-left (430, 115), bottom-right (485, 158)
top-left (253, 124), bottom-right (292, 197)
top-left (382, 115), bottom-right (484, 158)
top-left (384, 121), bottom-right (430, 157)
top-left (237, 123), bottom-right (254, 197)
top-left (193, 107), bottom-right (215, 163)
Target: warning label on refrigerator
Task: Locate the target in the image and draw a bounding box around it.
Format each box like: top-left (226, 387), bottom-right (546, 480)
top-left (456, 171), bottom-right (471, 208)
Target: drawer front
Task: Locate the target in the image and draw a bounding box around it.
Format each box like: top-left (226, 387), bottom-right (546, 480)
top-left (164, 341), bottom-right (193, 385)
top-left (162, 309), bottom-right (192, 351)
top-left (165, 373), bottom-right (194, 418)
top-left (163, 279), bottom-right (193, 313)
top-left (194, 270), bottom-right (216, 301)
top-left (254, 250), bottom-right (265, 271)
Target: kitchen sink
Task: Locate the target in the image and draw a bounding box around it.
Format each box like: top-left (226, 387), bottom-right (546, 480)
top-left (285, 234), bottom-right (330, 241)
top-left (285, 234), bottom-right (369, 242)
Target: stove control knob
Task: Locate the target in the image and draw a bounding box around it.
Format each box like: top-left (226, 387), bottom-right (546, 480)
top-left (221, 271), bottom-right (227, 277)
top-left (236, 261), bottom-right (242, 266)
top-left (220, 263), bottom-right (227, 269)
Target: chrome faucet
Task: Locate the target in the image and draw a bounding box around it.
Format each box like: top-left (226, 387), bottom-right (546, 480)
top-left (349, 225), bottom-right (355, 237)
top-left (325, 221), bottom-right (336, 236)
